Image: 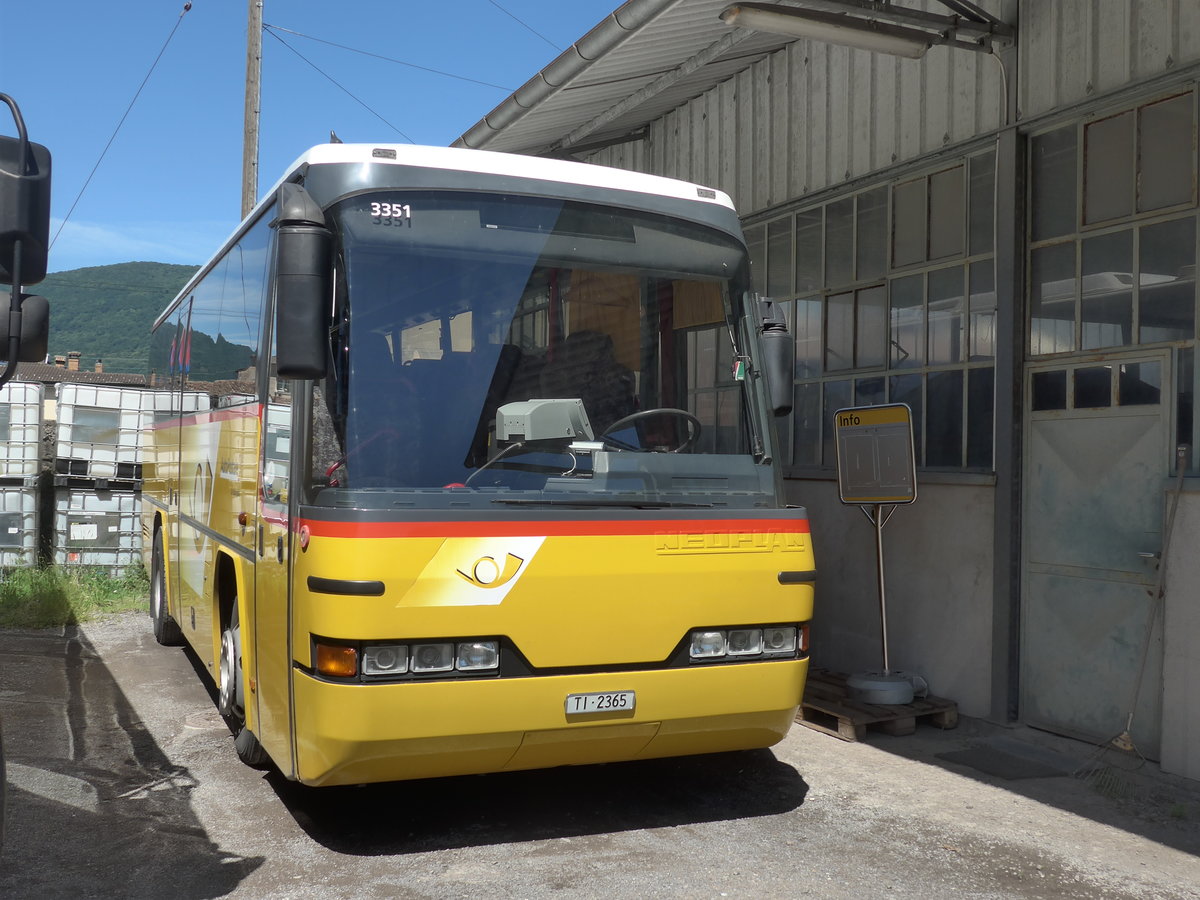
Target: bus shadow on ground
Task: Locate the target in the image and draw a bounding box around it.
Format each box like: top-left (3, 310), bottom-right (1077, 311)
top-left (272, 747), bottom-right (807, 856)
top-left (0, 627), bottom-right (264, 899)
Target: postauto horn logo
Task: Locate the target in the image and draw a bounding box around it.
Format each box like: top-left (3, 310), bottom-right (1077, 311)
top-left (456, 553), bottom-right (525, 589)
top-left (401, 536), bottom-right (545, 607)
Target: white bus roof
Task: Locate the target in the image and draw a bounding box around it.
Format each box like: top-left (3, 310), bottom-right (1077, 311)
top-left (262, 143), bottom-right (736, 215)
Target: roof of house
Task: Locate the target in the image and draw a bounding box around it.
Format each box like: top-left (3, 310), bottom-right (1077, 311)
top-left (13, 362), bottom-right (147, 387)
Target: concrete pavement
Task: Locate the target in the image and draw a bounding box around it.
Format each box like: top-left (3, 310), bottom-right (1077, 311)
top-left (1, 612), bottom-right (1198, 898)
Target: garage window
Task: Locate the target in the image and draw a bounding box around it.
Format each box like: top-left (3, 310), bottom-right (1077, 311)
top-left (746, 147), bottom-right (996, 473)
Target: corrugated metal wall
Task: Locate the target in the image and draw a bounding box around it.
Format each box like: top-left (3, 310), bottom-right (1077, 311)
top-left (588, 0), bottom-right (1200, 217)
top-left (589, 1), bottom-right (1007, 213)
top-left (1020, 0), bottom-right (1200, 121)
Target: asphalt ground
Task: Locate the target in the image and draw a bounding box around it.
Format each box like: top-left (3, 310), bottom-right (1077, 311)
top-left (1, 613), bottom-right (1198, 899)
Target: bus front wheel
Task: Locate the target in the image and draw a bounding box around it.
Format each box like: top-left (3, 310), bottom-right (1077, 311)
top-left (218, 604), bottom-right (268, 768)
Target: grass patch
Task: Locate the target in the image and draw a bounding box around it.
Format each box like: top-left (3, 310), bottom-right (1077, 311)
top-left (0, 564), bottom-right (149, 629)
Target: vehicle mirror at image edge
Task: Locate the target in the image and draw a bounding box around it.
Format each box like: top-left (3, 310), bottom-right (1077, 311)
top-left (0, 292), bottom-right (48, 361)
top-left (0, 93), bottom-right (52, 287)
top-left (755, 294), bottom-right (793, 416)
top-left (274, 184), bottom-right (331, 380)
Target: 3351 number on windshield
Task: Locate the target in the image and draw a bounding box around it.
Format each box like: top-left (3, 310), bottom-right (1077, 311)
top-left (370, 202), bottom-right (412, 225)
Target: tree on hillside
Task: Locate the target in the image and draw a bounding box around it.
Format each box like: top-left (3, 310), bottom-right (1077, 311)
top-left (38, 262), bottom-right (197, 373)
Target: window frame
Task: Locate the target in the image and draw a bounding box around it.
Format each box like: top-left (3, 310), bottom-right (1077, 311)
top-left (745, 147), bottom-right (998, 476)
top-left (1026, 87), bottom-right (1200, 471)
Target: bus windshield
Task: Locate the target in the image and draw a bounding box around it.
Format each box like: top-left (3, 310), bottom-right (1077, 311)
top-left (310, 190), bottom-right (774, 509)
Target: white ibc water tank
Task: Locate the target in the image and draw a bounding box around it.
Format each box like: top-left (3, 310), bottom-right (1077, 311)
top-left (0, 381), bottom-right (45, 479)
top-left (52, 487), bottom-right (142, 576)
top-left (0, 480), bottom-right (39, 567)
top-left (55, 384), bottom-right (150, 481)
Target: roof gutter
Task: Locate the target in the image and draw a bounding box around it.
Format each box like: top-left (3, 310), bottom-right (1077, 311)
top-left (453, 0), bottom-right (681, 150)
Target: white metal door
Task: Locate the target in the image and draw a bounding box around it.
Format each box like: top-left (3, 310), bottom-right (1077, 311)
top-left (1021, 351), bottom-right (1169, 758)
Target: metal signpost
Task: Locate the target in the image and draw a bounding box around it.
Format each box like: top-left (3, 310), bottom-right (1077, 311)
top-left (834, 404), bottom-right (921, 704)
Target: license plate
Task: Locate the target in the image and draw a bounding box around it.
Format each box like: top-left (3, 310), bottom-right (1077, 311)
top-left (565, 691), bottom-right (636, 715)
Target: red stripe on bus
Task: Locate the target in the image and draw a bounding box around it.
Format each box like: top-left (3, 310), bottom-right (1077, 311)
top-left (298, 517), bottom-right (811, 539)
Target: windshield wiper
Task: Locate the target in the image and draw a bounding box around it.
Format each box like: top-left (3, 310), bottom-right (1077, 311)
top-left (490, 497), bottom-right (713, 508)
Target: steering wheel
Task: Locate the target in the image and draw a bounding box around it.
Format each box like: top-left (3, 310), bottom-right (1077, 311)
top-left (600, 408), bottom-right (701, 452)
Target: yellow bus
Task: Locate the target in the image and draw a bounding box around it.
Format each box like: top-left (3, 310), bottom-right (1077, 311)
top-left (143, 144), bottom-right (815, 787)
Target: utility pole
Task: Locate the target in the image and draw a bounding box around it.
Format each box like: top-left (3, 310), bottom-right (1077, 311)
top-left (241, 0), bottom-right (263, 220)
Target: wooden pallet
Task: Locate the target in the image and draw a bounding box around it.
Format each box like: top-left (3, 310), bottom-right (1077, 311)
top-left (797, 669), bottom-right (958, 742)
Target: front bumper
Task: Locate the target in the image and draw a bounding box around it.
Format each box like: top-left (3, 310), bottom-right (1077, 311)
top-left (292, 658), bottom-right (808, 786)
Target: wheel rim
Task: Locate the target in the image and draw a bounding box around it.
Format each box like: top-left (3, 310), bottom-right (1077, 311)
top-left (151, 572), bottom-right (163, 620)
top-left (218, 627), bottom-right (238, 718)
top-left (151, 539), bottom-right (165, 621)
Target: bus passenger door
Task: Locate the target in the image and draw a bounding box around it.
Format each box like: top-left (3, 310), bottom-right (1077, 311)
top-left (253, 374), bottom-right (295, 774)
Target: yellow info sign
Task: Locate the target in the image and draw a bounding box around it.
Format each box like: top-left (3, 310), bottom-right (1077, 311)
top-left (834, 404), bottom-right (917, 504)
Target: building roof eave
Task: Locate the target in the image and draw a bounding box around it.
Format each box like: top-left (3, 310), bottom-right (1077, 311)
top-left (453, 0), bottom-right (795, 157)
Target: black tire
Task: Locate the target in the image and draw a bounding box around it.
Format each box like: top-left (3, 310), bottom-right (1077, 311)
top-left (233, 727), bottom-right (267, 767)
top-left (150, 529), bottom-right (183, 646)
top-left (218, 603), bottom-right (269, 768)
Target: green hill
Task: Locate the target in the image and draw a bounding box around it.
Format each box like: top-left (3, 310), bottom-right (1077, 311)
top-left (37, 262), bottom-right (198, 374)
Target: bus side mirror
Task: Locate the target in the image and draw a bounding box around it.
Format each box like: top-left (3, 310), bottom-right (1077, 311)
top-left (0, 95), bottom-right (52, 287)
top-left (756, 295), bottom-right (793, 417)
top-left (0, 292), bottom-right (48, 361)
top-left (274, 183), bottom-right (330, 380)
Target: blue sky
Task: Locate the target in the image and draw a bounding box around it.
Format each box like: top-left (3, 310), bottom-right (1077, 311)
top-left (0, 0), bottom-right (617, 274)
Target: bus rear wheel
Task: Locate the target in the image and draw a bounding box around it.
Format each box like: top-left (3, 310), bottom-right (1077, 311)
top-left (150, 529), bottom-right (183, 646)
top-left (218, 604), bottom-right (268, 768)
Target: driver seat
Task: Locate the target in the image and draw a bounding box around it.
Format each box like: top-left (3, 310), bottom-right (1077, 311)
top-left (538, 330), bottom-right (635, 435)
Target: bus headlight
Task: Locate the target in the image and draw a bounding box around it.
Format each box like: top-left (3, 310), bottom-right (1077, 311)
top-left (690, 630), bottom-right (727, 658)
top-left (363, 644), bottom-right (409, 677)
top-left (456, 641), bottom-right (499, 671)
top-left (411, 643), bottom-right (454, 673)
top-left (727, 628), bottom-right (763, 656)
top-left (763, 626), bottom-right (797, 655)
top-left (327, 636), bottom-right (502, 680)
top-left (688, 624), bottom-right (807, 662)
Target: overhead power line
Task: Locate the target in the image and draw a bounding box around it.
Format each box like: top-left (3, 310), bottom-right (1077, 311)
top-left (49, 3), bottom-right (193, 253)
top-left (264, 28), bottom-right (415, 144)
top-left (483, 0), bottom-right (563, 52)
top-left (263, 24), bottom-right (515, 92)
